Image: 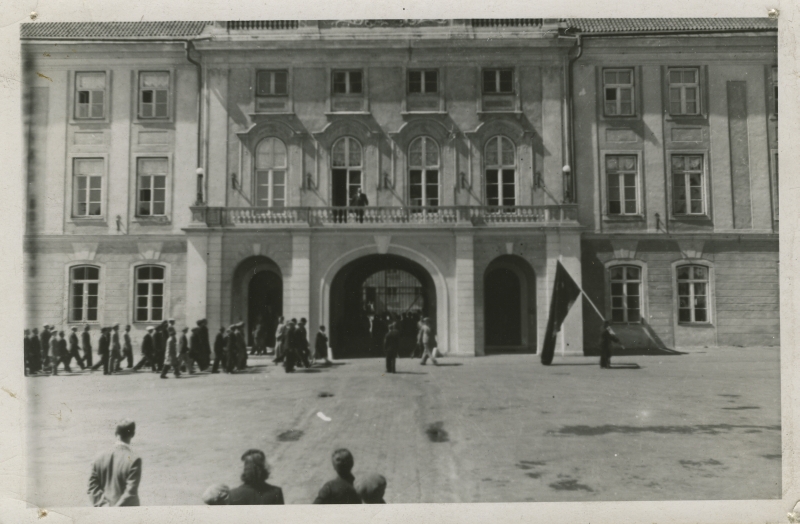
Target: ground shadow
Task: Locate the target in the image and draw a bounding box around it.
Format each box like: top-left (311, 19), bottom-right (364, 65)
top-left (608, 363), bottom-right (641, 370)
top-left (584, 347), bottom-right (687, 356)
top-left (547, 362), bottom-right (598, 367)
top-left (431, 362), bottom-right (463, 367)
top-left (392, 371), bottom-right (427, 375)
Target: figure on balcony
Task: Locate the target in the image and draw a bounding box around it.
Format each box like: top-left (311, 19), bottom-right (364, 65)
top-left (351, 187), bottom-right (369, 223)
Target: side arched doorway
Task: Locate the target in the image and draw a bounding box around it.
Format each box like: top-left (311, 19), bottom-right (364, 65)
top-left (484, 255), bottom-right (536, 354)
top-left (329, 254), bottom-right (436, 358)
top-left (231, 256), bottom-right (283, 347)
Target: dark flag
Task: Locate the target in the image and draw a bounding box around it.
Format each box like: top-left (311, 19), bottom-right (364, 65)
top-left (540, 261), bottom-right (582, 365)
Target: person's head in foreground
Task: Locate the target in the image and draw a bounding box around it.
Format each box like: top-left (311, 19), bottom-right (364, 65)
top-left (240, 449), bottom-right (270, 485)
top-left (355, 473), bottom-right (386, 504)
top-left (202, 484), bottom-right (230, 505)
top-left (115, 419), bottom-right (135, 444)
top-left (331, 448), bottom-right (354, 478)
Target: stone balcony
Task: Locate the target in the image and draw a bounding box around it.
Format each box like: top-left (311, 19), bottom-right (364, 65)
top-left (188, 205), bottom-right (580, 229)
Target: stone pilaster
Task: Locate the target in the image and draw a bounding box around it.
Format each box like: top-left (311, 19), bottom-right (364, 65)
top-left (289, 232), bottom-right (311, 322)
top-left (455, 233), bottom-right (477, 355)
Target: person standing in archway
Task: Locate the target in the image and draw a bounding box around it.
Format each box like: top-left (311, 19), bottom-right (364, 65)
top-left (384, 322), bottom-right (400, 374)
top-left (272, 316), bottom-right (286, 365)
top-left (418, 317), bottom-right (437, 366)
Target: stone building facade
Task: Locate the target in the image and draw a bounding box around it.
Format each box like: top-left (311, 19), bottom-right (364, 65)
top-left (22, 19), bottom-right (779, 357)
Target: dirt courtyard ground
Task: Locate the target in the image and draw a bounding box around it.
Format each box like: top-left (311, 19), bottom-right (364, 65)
top-left (25, 347), bottom-right (780, 506)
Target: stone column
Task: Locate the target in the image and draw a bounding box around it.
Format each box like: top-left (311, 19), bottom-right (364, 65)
top-left (455, 233), bottom-right (477, 355)
top-left (206, 232), bottom-right (223, 333)
top-left (289, 232), bottom-right (311, 322)
top-left (544, 230), bottom-right (584, 355)
top-left (186, 233), bottom-right (208, 325)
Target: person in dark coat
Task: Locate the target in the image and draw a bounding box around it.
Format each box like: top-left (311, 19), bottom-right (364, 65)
top-left (40, 325), bottom-right (52, 372)
top-left (122, 325), bottom-right (134, 369)
top-left (283, 319), bottom-right (298, 373)
top-left (226, 325), bottom-right (238, 373)
top-left (110, 324), bottom-right (122, 374)
top-left (160, 327), bottom-right (181, 378)
top-left (154, 321), bottom-right (168, 372)
top-left (272, 317), bottom-right (286, 365)
top-left (52, 330), bottom-right (71, 374)
top-left (211, 327), bottom-right (226, 374)
top-left (67, 327), bottom-right (86, 370)
top-left (30, 328), bottom-right (42, 374)
top-left (599, 321), bottom-right (623, 369)
top-left (351, 187), bottom-right (369, 223)
top-left (87, 419), bottom-right (141, 506)
top-left (228, 449), bottom-right (284, 505)
top-left (313, 448), bottom-right (361, 504)
top-left (384, 322), bottom-right (401, 374)
top-left (133, 326), bottom-right (155, 371)
top-left (81, 325), bottom-right (93, 368)
top-left (314, 325), bottom-right (331, 365)
top-left (188, 327), bottom-right (203, 374)
top-left (236, 322), bottom-right (248, 370)
top-left (297, 318), bottom-right (310, 368)
top-left (90, 327), bottom-right (111, 374)
top-left (197, 319), bottom-right (211, 370)
top-left (355, 473), bottom-right (387, 504)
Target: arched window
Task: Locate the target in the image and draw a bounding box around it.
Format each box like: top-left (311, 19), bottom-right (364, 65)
top-left (135, 265), bottom-right (165, 322)
top-left (608, 265), bottom-right (641, 323)
top-left (255, 138), bottom-right (287, 208)
top-left (409, 136), bottom-right (440, 209)
top-left (676, 264), bottom-right (709, 323)
top-left (485, 136), bottom-right (516, 209)
top-left (331, 137), bottom-right (362, 208)
top-left (70, 265), bottom-right (100, 322)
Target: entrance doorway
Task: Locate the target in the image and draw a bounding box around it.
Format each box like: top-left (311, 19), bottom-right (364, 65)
top-left (329, 254), bottom-right (435, 358)
top-left (484, 255), bottom-right (536, 353)
top-left (247, 270), bottom-right (282, 347)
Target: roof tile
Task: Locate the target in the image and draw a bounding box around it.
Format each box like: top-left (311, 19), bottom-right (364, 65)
top-left (565, 18), bottom-right (777, 33)
top-left (21, 21), bottom-right (209, 39)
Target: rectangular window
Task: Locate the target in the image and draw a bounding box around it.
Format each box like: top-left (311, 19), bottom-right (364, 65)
top-left (332, 70), bottom-right (363, 95)
top-left (603, 69), bottom-right (634, 116)
top-left (486, 169), bottom-right (516, 207)
top-left (408, 70), bottom-right (438, 94)
top-left (606, 155), bottom-right (639, 215)
top-left (668, 68), bottom-right (700, 116)
top-left (137, 157), bottom-right (168, 217)
top-left (609, 266), bottom-right (641, 323)
top-left (135, 265), bottom-right (165, 322)
top-left (677, 265), bottom-right (709, 323)
top-left (139, 71), bottom-right (169, 119)
top-left (75, 72), bottom-right (106, 119)
top-left (73, 158), bottom-right (103, 217)
top-left (255, 170), bottom-right (286, 208)
top-left (256, 70), bottom-right (289, 96)
top-left (671, 154), bottom-right (705, 216)
top-left (482, 69), bottom-right (514, 94)
top-left (70, 266), bottom-right (99, 322)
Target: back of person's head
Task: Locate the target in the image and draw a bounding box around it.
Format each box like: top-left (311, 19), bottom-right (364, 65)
top-left (58, 331), bottom-right (65, 337)
top-left (355, 473), bottom-right (387, 503)
top-left (331, 448), bottom-right (354, 476)
top-left (202, 484), bottom-right (230, 505)
top-left (240, 449), bottom-right (269, 484)
top-left (319, 325), bottom-right (326, 332)
top-left (115, 419), bottom-right (136, 441)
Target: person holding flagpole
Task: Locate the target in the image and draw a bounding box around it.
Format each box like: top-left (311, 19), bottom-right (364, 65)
top-left (599, 321), bottom-right (623, 369)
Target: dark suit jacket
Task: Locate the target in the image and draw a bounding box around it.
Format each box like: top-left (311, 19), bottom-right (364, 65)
top-left (88, 442), bottom-right (141, 506)
top-left (81, 332), bottom-right (92, 352)
top-left (384, 329), bottom-right (401, 356)
top-left (189, 329), bottom-right (201, 357)
top-left (228, 481), bottom-right (284, 505)
top-left (141, 333), bottom-right (154, 357)
top-left (213, 333), bottom-right (225, 355)
top-left (98, 334), bottom-right (110, 356)
top-left (313, 474), bottom-right (362, 504)
top-left (352, 193), bottom-right (369, 207)
top-left (69, 332), bottom-right (80, 351)
top-left (179, 334), bottom-right (189, 355)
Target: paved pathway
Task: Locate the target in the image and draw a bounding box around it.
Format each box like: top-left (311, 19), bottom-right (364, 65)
top-left (25, 347), bottom-right (781, 506)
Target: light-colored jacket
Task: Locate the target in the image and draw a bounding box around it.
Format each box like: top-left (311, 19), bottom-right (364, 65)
top-left (88, 442), bottom-right (142, 507)
top-left (418, 324), bottom-right (434, 349)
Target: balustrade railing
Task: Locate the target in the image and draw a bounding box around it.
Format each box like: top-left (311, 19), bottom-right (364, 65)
top-left (190, 205), bottom-right (579, 228)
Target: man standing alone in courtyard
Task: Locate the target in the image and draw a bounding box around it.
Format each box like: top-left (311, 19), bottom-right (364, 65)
top-left (88, 419), bottom-right (142, 507)
top-left (599, 320), bottom-right (622, 369)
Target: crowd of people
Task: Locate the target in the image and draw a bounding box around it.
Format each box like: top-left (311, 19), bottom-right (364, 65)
top-left (89, 420), bottom-right (387, 506)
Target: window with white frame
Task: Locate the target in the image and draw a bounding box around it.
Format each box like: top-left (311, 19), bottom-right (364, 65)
top-left (139, 71), bottom-right (169, 119)
top-left (255, 137), bottom-right (286, 208)
top-left (73, 158), bottom-right (103, 217)
top-left (135, 265), bottom-right (165, 322)
top-left (482, 69), bottom-right (514, 94)
top-left (257, 70), bottom-right (289, 96)
top-left (136, 157), bottom-right (168, 217)
top-left (332, 70), bottom-right (363, 95)
top-left (408, 70), bottom-right (438, 94)
top-left (609, 265), bottom-right (641, 323)
top-left (331, 137), bottom-right (363, 205)
top-left (606, 155), bottom-right (639, 215)
top-left (668, 68), bottom-right (701, 116)
top-left (70, 265), bottom-right (99, 323)
top-left (603, 69), bottom-right (635, 116)
top-left (409, 136), bottom-right (439, 208)
top-left (75, 72), bottom-right (107, 119)
top-left (676, 264), bottom-right (709, 323)
top-left (671, 154), bottom-right (705, 216)
top-left (485, 136), bottom-right (516, 208)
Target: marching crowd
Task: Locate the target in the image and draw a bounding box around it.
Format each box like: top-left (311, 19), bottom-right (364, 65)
top-left (23, 313), bottom-right (440, 377)
top-left (89, 419), bottom-right (387, 506)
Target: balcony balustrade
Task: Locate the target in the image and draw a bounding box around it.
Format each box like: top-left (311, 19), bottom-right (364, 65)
top-left (189, 205), bottom-right (579, 229)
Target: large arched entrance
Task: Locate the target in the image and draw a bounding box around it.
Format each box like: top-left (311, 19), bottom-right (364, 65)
top-left (484, 255), bottom-right (536, 354)
top-left (329, 254), bottom-right (436, 358)
top-left (231, 256), bottom-right (283, 347)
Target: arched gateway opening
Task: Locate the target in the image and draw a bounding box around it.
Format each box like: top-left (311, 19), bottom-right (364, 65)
top-left (231, 256), bottom-right (283, 347)
top-left (484, 255), bottom-right (537, 354)
top-left (329, 254), bottom-right (436, 358)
